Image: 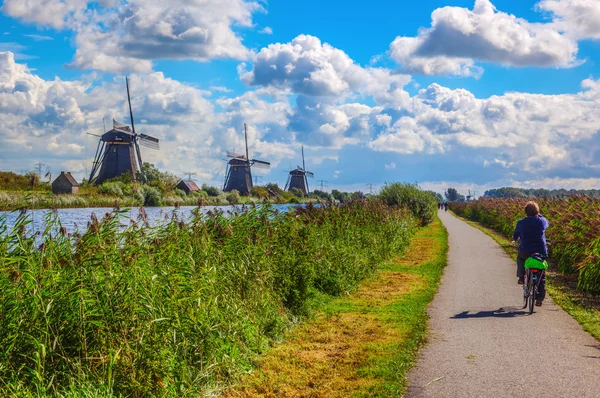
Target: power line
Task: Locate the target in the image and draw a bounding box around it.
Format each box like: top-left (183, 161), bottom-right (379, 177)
top-left (253, 175), bottom-right (263, 185)
top-left (183, 171), bottom-right (197, 181)
top-left (317, 180), bottom-right (328, 191)
top-left (366, 183), bottom-right (376, 194)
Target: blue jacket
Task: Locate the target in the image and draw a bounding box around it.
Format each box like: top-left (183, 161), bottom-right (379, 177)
top-left (512, 215), bottom-right (549, 255)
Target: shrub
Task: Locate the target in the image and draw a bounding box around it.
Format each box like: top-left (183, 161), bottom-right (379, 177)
top-left (379, 182), bottom-right (438, 225)
top-left (251, 186), bottom-right (269, 199)
top-left (290, 187), bottom-right (305, 198)
top-left (97, 181), bottom-right (125, 197)
top-left (174, 188), bottom-right (186, 197)
top-left (202, 184), bottom-right (222, 197)
top-left (226, 189), bottom-right (240, 205)
top-left (141, 185), bottom-right (162, 206)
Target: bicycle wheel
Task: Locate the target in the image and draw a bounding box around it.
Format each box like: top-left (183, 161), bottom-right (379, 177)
top-left (522, 280), bottom-right (528, 309)
top-left (528, 281), bottom-right (536, 315)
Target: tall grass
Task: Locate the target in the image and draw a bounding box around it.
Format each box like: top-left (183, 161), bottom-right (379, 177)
top-left (0, 200), bottom-right (417, 396)
top-left (451, 196), bottom-right (600, 293)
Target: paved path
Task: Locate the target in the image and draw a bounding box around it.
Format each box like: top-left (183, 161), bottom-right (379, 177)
top-left (406, 211), bottom-right (600, 398)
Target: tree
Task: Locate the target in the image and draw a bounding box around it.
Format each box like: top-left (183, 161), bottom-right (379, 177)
top-left (445, 188), bottom-right (465, 202)
top-left (138, 162), bottom-right (161, 184)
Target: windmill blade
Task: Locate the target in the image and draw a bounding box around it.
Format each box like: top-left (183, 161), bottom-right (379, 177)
top-left (227, 151), bottom-right (247, 159)
top-left (126, 77), bottom-right (137, 136)
top-left (306, 171), bottom-right (315, 178)
top-left (297, 165), bottom-right (304, 171)
top-left (113, 119), bottom-right (132, 133)
top-left (251, 159), bottom-right (270, 170)
top-left (139, 134), bottom-right (160, 150)
top-left (86, 132), bottom-right (102, 138)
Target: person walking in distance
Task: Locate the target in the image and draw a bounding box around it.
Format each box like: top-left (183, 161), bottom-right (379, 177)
top-left (512, 201), bottom-right (549, 306)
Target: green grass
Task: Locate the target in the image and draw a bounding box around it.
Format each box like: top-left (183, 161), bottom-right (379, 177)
top-left (452, 211), bottom-right (600, 341)
top-left (224, 217), bottom-right (448, 397)
top-left (0, 200), bottom-right (418, 397)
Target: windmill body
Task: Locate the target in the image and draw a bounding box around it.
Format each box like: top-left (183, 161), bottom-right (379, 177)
top-left (223, 124), bottom-right (270, 195)
top-left (285, 146), bottom-right (313, 195)
top-left (223, 158), bottom-right (254, 194)
top-left (88, 78), bottom-right (160, 185)
top-left (94, 127), bottom-right (138, 184)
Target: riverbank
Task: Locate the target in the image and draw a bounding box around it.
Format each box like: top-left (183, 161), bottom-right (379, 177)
top-left (0, 200), bottom-right (419, 397)
top-left (0, 189), bottom-right (318, 212)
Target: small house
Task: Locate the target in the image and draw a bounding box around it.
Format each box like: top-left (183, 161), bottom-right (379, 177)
top-left (52, 172), bottom-right (79, 194)
top-left (176, 180), bottom-right (200, 195)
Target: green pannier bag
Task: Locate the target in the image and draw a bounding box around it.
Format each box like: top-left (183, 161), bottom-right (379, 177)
top-left (525, 256), bottom-right (548, 270)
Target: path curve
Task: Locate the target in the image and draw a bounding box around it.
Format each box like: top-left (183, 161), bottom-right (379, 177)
top-left (406, 211), bottom-right (600, 398)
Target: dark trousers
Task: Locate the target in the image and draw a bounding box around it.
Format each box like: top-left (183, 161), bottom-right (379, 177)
top-left (517, 250), bottom-right (546, 301)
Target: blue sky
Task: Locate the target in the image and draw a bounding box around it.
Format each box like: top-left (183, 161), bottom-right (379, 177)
top-left (1, 0), bottom-right (600, 195)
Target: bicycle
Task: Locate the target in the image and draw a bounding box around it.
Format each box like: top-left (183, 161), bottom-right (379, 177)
top-left (522, 254), bottom-right (548, 315)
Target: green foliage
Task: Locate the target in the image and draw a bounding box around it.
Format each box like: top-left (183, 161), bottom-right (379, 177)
top-left (138, 162), bottom-right (162, 184)
top-left (174, 188), bottom-right (186, 198)
top-left (226, 189), bottom-right (240, 205)
top-left (0, 200), bottom-right (416, 396)
top-left (97, 182), bottom-right (126, 197)
top-left (445, 188), bottom-right (465, 202)
top-left (250, 186), bottom-right (269, 199)
top-left (141, 185), bottom-right (162, 206)
top-left (379, 183), bottom-right (438, 226)
top-left (0, 172), bottom-right (41, 191)
top-left (484, 187), bottom-right (600, 198)
top-left (290, 187), bottom-right (304, 198)
top-left (312, 190), bottom-right (332, 201)
top-left (202, 184), bottom-right (222, 197)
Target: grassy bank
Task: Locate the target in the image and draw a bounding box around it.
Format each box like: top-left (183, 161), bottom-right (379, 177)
top-left (0, 200), bottom-right (418, 397)
top-left (225, 217), bottom-right (448, 397)
top-left (451, 212), bottom-right (600, 341)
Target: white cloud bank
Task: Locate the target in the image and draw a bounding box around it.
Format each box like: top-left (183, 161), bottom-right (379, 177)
top-left (2, 0), bottom-right (262, 73)
top-left (390, 0), bottom-right (583, 76)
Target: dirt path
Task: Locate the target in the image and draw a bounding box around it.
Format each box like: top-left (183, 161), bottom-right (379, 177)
top-left (406, 211), bottom-right (600, 398)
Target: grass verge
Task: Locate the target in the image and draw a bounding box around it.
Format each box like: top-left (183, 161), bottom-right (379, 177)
top-left (451, 212), bottom-right (600, 341)
top-left (223, 217), bottom-right (448, 397)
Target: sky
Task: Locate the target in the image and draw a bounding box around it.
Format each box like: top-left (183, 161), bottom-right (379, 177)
top-left (1, 0), bottom-right (600, 196)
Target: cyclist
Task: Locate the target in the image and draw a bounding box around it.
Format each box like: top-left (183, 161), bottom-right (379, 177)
top-left (512, 201), bottom-right (549, 306)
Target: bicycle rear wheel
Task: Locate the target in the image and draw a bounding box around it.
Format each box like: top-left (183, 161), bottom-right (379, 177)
top-left (528, 282), bottom-right (536, 314)
top-left (522, 282), bottom-right (528, 309)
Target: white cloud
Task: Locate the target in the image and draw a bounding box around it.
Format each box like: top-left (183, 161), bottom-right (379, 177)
top-left (23, 34), bottom-right (54, 41)
top-left (259, 26), bottom-right (273, 35)
top-left (241, 34), bottom-right (411, 102)
top-left (2, 0), bottom-right (264, 73)
top-left (385, 162), bottom-right (396, 170)
top-left (390, 0), bottom-right (579, 76)
top-left (1, 0), bottom-right (90, 29)
top-left (537, 0), bottom-right (600, 40)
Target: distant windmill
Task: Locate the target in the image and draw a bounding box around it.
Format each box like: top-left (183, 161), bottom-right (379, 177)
top-left (285, 145), bottom-right (314, 195)
top-left (223, 123), bottom-right (270, 194)
top-left (88, 77), bottom-right (160, 185)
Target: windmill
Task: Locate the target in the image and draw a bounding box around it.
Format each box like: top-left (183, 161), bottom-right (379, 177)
top-left (223, 123), bottom-right (270, 195)
top-left (88, 77), bottom-right (160, 185)
top-left (285, 146), bottom-right (314, 195)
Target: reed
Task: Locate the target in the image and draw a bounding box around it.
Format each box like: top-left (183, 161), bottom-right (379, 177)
top-left (0, 200), bottom-right (417, 396)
